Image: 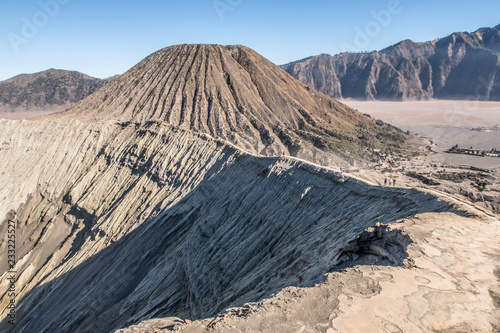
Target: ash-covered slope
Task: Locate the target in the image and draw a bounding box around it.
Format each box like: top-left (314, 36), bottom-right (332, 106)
top-left (59, 44), bottom-right (407, 166)
top-left (0, 69), bottom-right (106, 112)
top-left (282, 24), bottom-right (500, 101)
top-left (0, 119), bottom-right (451, 333)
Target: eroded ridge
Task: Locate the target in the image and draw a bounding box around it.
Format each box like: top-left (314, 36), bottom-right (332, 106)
top-left (0, 119), bottom-right (452, 333)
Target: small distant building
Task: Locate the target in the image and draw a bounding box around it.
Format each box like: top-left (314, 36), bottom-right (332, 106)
top-left (448, 146), bottom-right (500, 157)
top-left (463, 148), bottom-right (481, 155)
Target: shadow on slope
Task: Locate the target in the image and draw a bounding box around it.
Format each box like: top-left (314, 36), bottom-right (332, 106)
top-left (1, 157), bottom-right (456, 333)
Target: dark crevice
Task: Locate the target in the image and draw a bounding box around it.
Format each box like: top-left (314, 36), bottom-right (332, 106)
top-left (333, 225), bottom-right (412, 271)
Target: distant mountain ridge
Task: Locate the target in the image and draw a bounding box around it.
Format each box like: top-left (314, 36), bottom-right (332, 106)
top-left (0, 69), bottom-right (106, 112)
top-left (281, 24), bottom-right (500, 101)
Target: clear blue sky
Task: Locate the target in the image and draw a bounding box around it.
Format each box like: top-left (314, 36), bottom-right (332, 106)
top-left (1, 0), bottom-right (499, 81)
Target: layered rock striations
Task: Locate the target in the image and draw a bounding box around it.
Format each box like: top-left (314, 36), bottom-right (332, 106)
top-left (0, 119), bottom-right (451, 332)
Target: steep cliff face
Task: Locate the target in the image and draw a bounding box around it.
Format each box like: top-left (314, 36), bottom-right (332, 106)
top-left (0, 69), bottom-right (106, 113)
top-left (54, 44), bottom-right (408, 166)
top-left (0, 119), bottom-right (451, 333)
top-left (282, 25), bottom-right (500, 101)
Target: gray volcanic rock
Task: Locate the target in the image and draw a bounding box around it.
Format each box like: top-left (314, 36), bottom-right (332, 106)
top-left (0, 119), bottom-right (452, 333)
top-left (0, 43), bottom-right (462, 333)
top-left (282, 25), bottom-right (500, 101)
top-left (0, 69), bottom-right (106, 113)
top-left (56, 44), bottom-right (408, 166)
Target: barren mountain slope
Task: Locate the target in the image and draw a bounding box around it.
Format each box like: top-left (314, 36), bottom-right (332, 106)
top-left (55, 44), bottom-right (408, 166)
top-left (0, 69), bottom-right (106, 113)
top-left (0, 119), bottom-right (451, 333)
top-left (282, 24), bottom-right (500, 101)
top-left (0, 43), bottom-right (493, 333)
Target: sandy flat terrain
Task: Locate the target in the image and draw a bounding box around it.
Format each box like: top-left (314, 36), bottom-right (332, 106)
top-left (343, 100), bottom-right (500, 169)
top-left (342, 100), bottom-right (500, 127)
top-left (0, 110), bottom-right (58, 120)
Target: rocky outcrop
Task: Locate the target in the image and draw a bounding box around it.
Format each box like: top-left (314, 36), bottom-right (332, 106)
top-left (53, 44), bottom-right (408, 166)
top-left (0, 119), bottom-right (452, 333)
top-left (282, 24), bottom-right (500, 101)
top-left (0, 69), bottom-right (106, 113)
